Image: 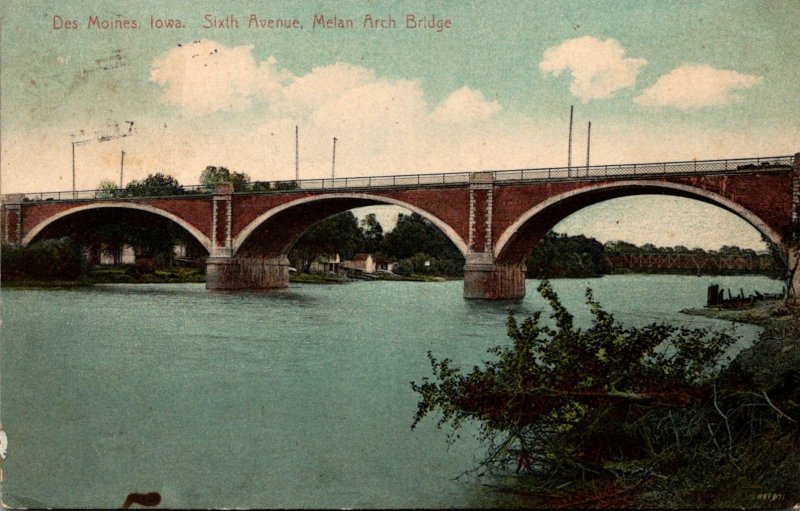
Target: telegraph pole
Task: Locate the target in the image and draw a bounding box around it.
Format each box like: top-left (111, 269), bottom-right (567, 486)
top-left (331, 137), bottom-right (337, 180)
top-left (585, 121), bottom-right (591, 175)
top-left (119, 150), bottom-right (126, 188)
top-left (567, 105), bottom-right (574, 176)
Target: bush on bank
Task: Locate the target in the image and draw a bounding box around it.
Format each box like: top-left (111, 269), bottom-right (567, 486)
top-left (411, 281), bottom-right (799, 508)
top-left (2, 239), bottom-right (86, 281)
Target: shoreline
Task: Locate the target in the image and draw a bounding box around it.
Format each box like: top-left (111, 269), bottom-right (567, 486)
top-left (682, 300), bottom-right (799, 393)
top-left (681, 299), bottom-right (798, 329)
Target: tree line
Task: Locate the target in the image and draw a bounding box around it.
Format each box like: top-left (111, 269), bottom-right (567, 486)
top-left (289, 211), bottom-right (464, 277)
top-left (526, 233), bottom-right (781, 278)
top-left (97, 166), bottom-right (297, 198)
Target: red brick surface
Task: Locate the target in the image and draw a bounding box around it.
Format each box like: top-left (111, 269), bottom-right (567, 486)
top-left (493, 173), bottom-right (794, 263)
top-left (471, 190), bottom-right (487, 252)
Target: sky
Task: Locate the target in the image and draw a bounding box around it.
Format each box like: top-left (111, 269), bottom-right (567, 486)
top-left (1, 0), bottom-right (797, 250)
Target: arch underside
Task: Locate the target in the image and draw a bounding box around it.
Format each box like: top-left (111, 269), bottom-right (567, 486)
top-left (23, 204), bottom-right (212, 254)
top-left (234, 194), bottom-right (468, 257)
top-left (494, 182), bottom-right (785, 265)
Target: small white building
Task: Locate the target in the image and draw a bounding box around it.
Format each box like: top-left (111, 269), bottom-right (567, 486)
top-left (374, 256), bottom-right (396, 273)
top-left (310, 254), bottom-right (341, 273)
top-left (342, 254), bottom-right (397, 274)
top-left (343, 253), bottom-right (375, 274)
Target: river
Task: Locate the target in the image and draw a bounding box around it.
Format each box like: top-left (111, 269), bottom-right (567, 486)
top-left (0, 274), bottom-right (783, 508)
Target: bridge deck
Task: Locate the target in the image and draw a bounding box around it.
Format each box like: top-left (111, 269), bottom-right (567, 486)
top-left (4, 155), bottom-right (793, 203)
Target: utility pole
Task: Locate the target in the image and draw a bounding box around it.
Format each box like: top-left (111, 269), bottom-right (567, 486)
top-left (331, 136), bottom-right (337, 180)
top-left (585, 121), bottom-right (591, 175)
top-left (295, 125), bottom-right (299, 182)
top-left (567, 105), bottom-right (574, 176)
top-left (119, 150), bottom-right (126, 188)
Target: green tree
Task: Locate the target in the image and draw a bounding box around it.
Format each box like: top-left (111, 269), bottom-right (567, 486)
top-left (527, 232), bottom-right (609, 278)
top-left (199, 166), bottom-right (250, 192)
top-left (289, 212), bottom-right (364, 272)
top-left (381, 213), bottom-right (464, 274)
top-left (125, 173), bottom-right (184, 197)
top-left (360, 213), bottom-right (384, 254)
top-left (97, 179), bottom-right (124, 199)
top-left (411, 281), bottom-right (799, 507)
top-left (272, 180), bottom-right (299, 191)
top-left (1, 238), bottom-right (85, 280)
top-left (395, 252), bottom-right (431, 276)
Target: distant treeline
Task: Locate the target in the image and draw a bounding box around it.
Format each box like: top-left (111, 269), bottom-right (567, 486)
top-left (526, 233), bottom-right (783, 278)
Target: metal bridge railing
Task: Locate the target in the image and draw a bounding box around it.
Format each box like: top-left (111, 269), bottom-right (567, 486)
top-left (3, 155), bottom-right (793, 203)
top-left (491, 155), bottom-right (794, 182)
top-left (5, 184), bottom-right (211, 203)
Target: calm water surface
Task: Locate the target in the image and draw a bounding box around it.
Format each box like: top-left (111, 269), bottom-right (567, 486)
top-left (0, 275), bottom-right (782, 508)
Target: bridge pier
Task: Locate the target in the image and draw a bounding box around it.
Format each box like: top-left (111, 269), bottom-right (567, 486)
top-left (462, 171), bottom-right (527, 299)
top-left (463, 254), bottom-right (526, 300)
top-left (206, 255), bottom-right (290, 290)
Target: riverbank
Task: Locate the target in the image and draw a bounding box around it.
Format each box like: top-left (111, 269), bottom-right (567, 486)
top-left (3, 268), bottom-right (450, 288)
top-left (2, 265), bottom-right (206, 287)
top-left (682, 300), bottom-right (800, 393)
top-left (681, 299), bottom-right (798, 330)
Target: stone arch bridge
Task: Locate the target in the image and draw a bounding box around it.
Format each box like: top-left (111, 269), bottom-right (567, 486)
top-left (3, 153), bottom-right (798, 299)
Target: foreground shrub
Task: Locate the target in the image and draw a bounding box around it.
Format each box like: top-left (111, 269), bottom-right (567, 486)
top-left (2, 238), bottom-right (86, 280)
top-left (412, 281), bottom-right (799, 508)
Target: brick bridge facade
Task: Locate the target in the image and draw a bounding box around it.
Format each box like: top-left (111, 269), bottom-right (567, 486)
top-left (3, 153), bottom-right (799, 299)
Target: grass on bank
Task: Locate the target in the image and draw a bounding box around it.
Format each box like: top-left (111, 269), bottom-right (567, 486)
top-left (2, 265), bottom-right (206, 287)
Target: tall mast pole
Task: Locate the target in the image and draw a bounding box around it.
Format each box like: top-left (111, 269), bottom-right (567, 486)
top-left (567, 105), bottom-right (574, 176)
top-left (119, 150), bottom-right (126, 188)
top-left (585, 121), bottom-right (591, 175)
top-left (295, 125), bottom-right (299, 182)
top-left (331, 137), bottom-right (337, 180)
top-left (72, 141), bottom-right (76, 198)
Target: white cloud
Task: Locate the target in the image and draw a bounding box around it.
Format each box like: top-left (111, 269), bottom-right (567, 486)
top-left (148, 40), bottom-right (511, 163)
top-left (634, 64), bottom-right (763, 109)
top-left (540, 36), bottom-right (647, 102)
top-left (278, 62), bottom-right (376, 114)
top-left (150, 40), bottom-right (264, 114)
top-left (431, 87), bottom-right (501, 124)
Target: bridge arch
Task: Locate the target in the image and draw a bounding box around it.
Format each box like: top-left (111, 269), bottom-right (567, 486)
top-left (22, 202), bottom-right (213, 252)
top-left (233, 193), bottom-right (469, 257)
top-left (493, 180), bottom-right (785, 265)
